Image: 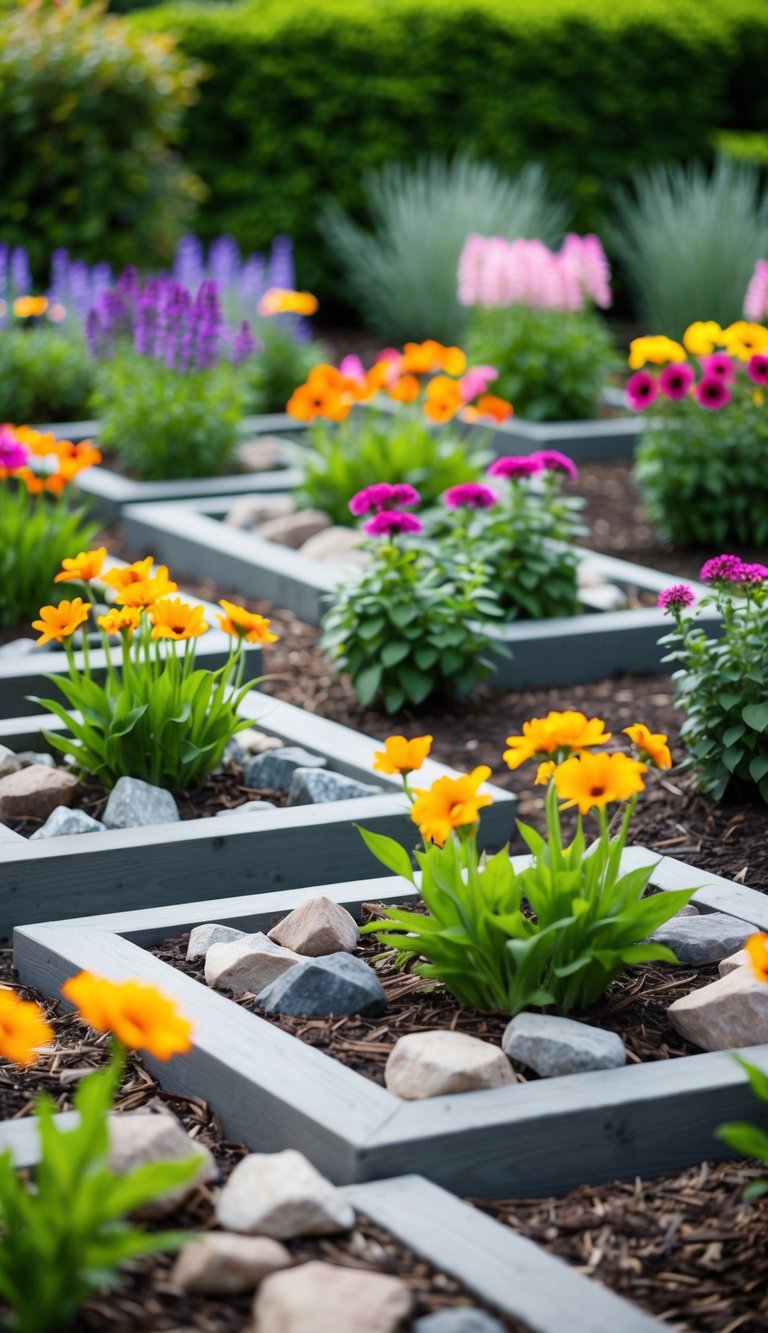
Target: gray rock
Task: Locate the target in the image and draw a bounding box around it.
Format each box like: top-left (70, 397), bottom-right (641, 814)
top-left (0, 637), bottom-right (44, 658)
top-left (413, 1310), bottom-right (507, 1333)
top-left (15, 751), bottom-right (56, 769)
top-left (187, 923), bottom-right (248, 961)
top-left (221, 737), bottom-right (246, 766)
top-left (102, 776), bottom-right (180, 829)
top-left (649, 911), bottom-right (757, 963)
top-left (244, 747), bottom-right (326, 794)
top-left (287, 769), bottom-right (384, 806)
top-left (30, 806), bottom-right (106, 839)
top-left (502, 1012), bottom-right (625, 1077)
top-left (256, 952), bottom-right (386, 1018)
top-left (215, 801), bottom-right (277, 817)
top-left (676, 904), bottom-right (700, 917)
top-left (0, 745), bottom-right (21, 779)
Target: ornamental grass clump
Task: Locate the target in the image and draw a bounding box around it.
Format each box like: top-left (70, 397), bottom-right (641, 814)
top-left (0, 424), bottom-right (101, 629)
top-left (359, 715), bottom-right (691, 1016)
top-left (0, 974), bottom-right (198, 1333)
top-left (461, 233), bottom-right (618, 421)
top-left (288, 341), bottom-right (510, 525)
top-left (630, 321), bottom-right (768, 547)
top-left (32, 551), bottom-right (277, 789)
top-left (658, 560), bottom-right (768, 802)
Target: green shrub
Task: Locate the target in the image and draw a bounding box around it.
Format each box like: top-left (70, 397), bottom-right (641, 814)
top-left (322, 157), bottom-right (568, 344)
top-left (466, 306), bottom-right (617, 421)
top-left (0, 489), bottom-right (98, 630)
top-left (244, 325), bottom-right (327, 415)
top-left (0, 328), bottom-right (95, 423)
top-left (0, 0), bottom-right (202, 275)
top-left (133, 0), bottom-right (768, 294)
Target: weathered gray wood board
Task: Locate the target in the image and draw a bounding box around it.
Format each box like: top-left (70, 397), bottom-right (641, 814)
top-left (0, 690), bottom-right (515, 935)
top-left (14, 850), bottom-right (768, 1198)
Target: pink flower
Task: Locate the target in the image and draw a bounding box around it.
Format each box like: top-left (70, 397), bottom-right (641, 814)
top-left (744, 258), bottom-right (768, 322)
top-left (742, 562), bottom-right (768, 581)
top-left (658, 584), bottom-right (695, 612)
top-left (443, 483), bottom-right (498, 509)
top-left (458, 365), bottom-right (498, 403)
top-left (694, 376), bottom-right (732, 410)
top-left (531, 449), bottom-right (578, 480)
top-left (659, 363), bottom-right (694, 400)
top-left (626, 371), bottom-right (660, 411)
top-left (362, 510), bottom-right (424, 537)
top-left (747, 353), bottom-right (768, 386)
top-left (339, 354), bottom-right (367, 386)
top-left (559, 233), bottom-right (613, 309)
top-left (700, 353), bottom-right (735, 383)
top-left (700, 554), bottom-right (750, 583)
top-left (457, 232), bottom-right (611, 313)
top-left (349, 482), bottom-right (421, 516)
top-left (0, 424), bottom-right (29, 471)
top-left (487, 454), bottom-right (544, 480)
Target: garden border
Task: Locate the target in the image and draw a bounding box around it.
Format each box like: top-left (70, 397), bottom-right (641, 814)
top-left (0, 689), bottom-right (514, 935)
top-left (14, 848), bottom-right (768, 1198)
top-left (122, 498), bottom-right (719, 687)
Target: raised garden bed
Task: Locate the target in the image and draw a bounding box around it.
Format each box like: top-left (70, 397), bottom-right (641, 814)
top-left (122, 498), bottom-right (719, 687)
top-left (15, 849), bottom-right (768, 1198)
top-left (0, 691), bottom-right (514, 935)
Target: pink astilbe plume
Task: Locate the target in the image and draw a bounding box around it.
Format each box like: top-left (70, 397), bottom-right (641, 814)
top-left (559, 234), bottom-right (613, 310)
top-left (744, 259), bottom-right (768, 322)
top-left (457, 233), bottom-right (612, 312)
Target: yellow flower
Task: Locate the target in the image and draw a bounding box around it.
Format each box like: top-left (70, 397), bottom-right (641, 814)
top-left (623, 723), bottom-right (672, 770)
top-left (627, 335), bottom-right (687, 370)
top-left (423, 374), bottom-right (464, 423)
top-left (115, 571), bottom-right (178, 608)
top-left (438, 345), bottom-right (467, 376)
top-left (682, 321), bottom-right (724, 356)
top-left (31, 597), bottom-right (90, 646)
top-left (100, 557), bottom-right (155, 592)
top-left (97, 606), bottom-right (142, 638)
top-left (13, 295), bottom-right (49, 319)
top-left (257, 288), bottom-right (318, 317)
top-left (534, 760), bottom-right (556, 786)
top-left (553, 751), bottom-right (647, 815)
top-left (746, 934), bottom-right (768, 984)
top-left (62, 972), bottom-right (193, 1061)
top-left (0, 988), bottom-right (53, 1067)
top-left (216, 600), bottom-right (279, 644)
top-left (720, 321), bottom-right (768, 361)
top-left (410, 765), bottom-right (493, 846)
top-left (373, 734), bottom-right (433, 776)
top-left (149, 598), bottom-right (208, 640)
top-left (503, 711), bottom-right (612, 770)
top-left (53, 546), bottom-right (108, 584)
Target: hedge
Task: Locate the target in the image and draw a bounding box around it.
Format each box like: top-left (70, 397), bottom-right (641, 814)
top-left (134, 0), bottom-right (768, 293)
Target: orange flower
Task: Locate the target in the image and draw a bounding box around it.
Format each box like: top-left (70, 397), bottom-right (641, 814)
top-left (97, 606), bottom-right (142, 638)
top-left (13, 295), bottom-right (48, 319)
top-left (472, 393), bottom-right (514, 423)
top-left (503, 711), bottom-right (612, 770)
top-left (410, 765), bottom-right (493, 846)
top-left (0, 988), bottom-right (53, 1067)
top-left (388, 374), bottom-right (420, 404)
top-left (54, 547), bottom-right (108, 584)
top-left (32, 598), bottom-right (90, 646)
top-left (149, 598), bottom-right (209, 640)
top-left (401, 340), bottom-right (444, 375)
top-left (373, 734), bottom-right (433, 776)
top-left (623, 723), bottom-right (672, 770)
top-left (287, 365), bottom-right (354, 422)
top-left (101, 557), bottom-right (155, 593)
top-left (115, 570), bottom-right (178, 608)
top-left (423, 375), bottom-right (464, 424)
top-left (746, 934), bottom-right (768, 983)
top-left (553, 751), bottom-right (647, 815)
top-left (217, 600), bottom-right (278, 643)
top-left (62, 972), bottom-right (193, 1061)
top-left (257, 288), bottom-right (318, 318)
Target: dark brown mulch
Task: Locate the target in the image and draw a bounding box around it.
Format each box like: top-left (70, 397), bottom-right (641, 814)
top-left (0, 949), bottom-right (519, 1333)
top-left (475, 1161), bottom-right (768, 1332)
top-left (154, 910), bottom-right (718, 1087)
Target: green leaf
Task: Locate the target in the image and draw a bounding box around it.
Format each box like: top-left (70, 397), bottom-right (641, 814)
top-left (743, 702), bottom-right (768, 733)
top-left (356, 826), bottom-right (415, 882)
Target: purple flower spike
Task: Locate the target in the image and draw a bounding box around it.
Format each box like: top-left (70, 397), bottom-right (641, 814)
top-left (231, 319), bottom-right (257, 365)
top-left (443, 482), bottom-right (498, 509)
top-left (658, 584), bottom-right (695, 612)
top-left (531, 449), bottom-right (578, 480)
top-left (363, 510), bottom-right (424, 537)
top-left (487, 454), bottom-right (544, 480)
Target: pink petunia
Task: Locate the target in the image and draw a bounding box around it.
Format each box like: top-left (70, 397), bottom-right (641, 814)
top-left (659, 363), bottom-right (695, 400)
top-left (626, 371), bottom-right (660, 411)
top-left (700, 353), bottom-right (736, 383)
top-left (694, 376), bottom-right (732, 410)
top-left (747, 353), bottom-right (768, 386)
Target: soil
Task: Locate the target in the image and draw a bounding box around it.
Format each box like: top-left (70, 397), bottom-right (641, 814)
top-left (155, 908), bottom-right (718, 1087)
top-left (0, 948), bottom-right (520, 1333)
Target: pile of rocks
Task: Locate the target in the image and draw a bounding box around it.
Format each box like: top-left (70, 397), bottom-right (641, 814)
top-left (224, 495), bottom-right (367, 568)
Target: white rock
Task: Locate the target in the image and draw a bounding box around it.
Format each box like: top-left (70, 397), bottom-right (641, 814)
top-left (205, 933), bottom-right (303, 995)
top-left (29, 805), bottom-right (105, 839)
top-left (108, 1113), bottom-right (216, 1218)
top-left (187, 923), bottom-right (248, 961)
top-left (719, 949), bottom-right (751, 977)
top-left (253, 1260), bottom-right (412, 1333)
top-left (579, 582), bottom-right (626, 612)
top-left (0, 637), bottom-right (42, 658)
top-left (237, 728), bottom-right (286, 756)
top-left (215, 800), bottom-right (277, 817)
top-left (170, 1232), bottom-right (291, 1294)
top-left (268, 896), bottom-right (359, 957)
top-left (237, 437), bottom-right (288, 473)
top-left (668, 967), bottom-right (768, 1051)
top-left (216, 1149), bottom-right (355, 1238)
top-left (257, 510), bottom-right (331, 549)
top-left (0, 746), bottom-right (22, 779)
top-left (0, 764), bottom-right (78, 822)
top-left (502, 1012), bottom-right (625, 1076)
top-left (385, 1031), bottom-right (515, 1100)
top-left (298, 527), bottom-right (365, 563)
top-left (224, 494), bottom-right (296, 529)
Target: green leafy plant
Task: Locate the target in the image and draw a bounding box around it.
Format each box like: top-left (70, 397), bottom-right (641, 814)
top-left (717, 1055), bottom-right (768, 1199)
top-left (659, 564), bottom-right (768, 802)
top-left (322, 157), bottom-right (568, 343)
top-left (244, 323), bottom-right (328, 415)
top-left (614, 158), bottom-right (768, 334)
top-left (0, 327), bottom-right (95, 423)
top-left (359, 716), bottom-right (690, 1015)
top-left (466, 306), bottom-right (617, 422)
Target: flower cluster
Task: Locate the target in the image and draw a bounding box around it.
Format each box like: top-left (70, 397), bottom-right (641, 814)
top-left (658, 555), bottom-right (768, 615)
top-left (0, 423), bottom-right (101, 493)
top-left (172, 232), bottom-right (312, 338)
top-left (744, 259), bottom-right (768, 323)
top-left (627, 321), bottom-right (768, 412)
top-left (458, 233), bottom-right (612, 312)
top-left (287, 341), bottom-right (513, 426)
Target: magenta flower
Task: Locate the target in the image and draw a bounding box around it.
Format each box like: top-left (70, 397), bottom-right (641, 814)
top-left (659, 362), bottom-right (695, 400)
top-left (487, 454), bottom-right (544, 480)
top-left (626, 371), bottom-right (659, 411)
top-left (694, 376), bottom-right (732, 410)
top-left (443, 482), bottom-right (498, 510)
top-left (747, 353), bottom-right (768, 386)
top-left (349, 482), bottom-right (421, 516)
top-left (700, 554), bottom-right (749, 583)
top-left (531, 449), bottom-right (578, 480)
top-left (742, 562), bottom-right (768, 582)
top-left (0, 425), bottom-right (29, 470)
top-left (362, 509), bottom-right (424, 537)
top-left (658, 584), bottom-right (695, 612)
top-left (700, 353), bottom-right (735, 383)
